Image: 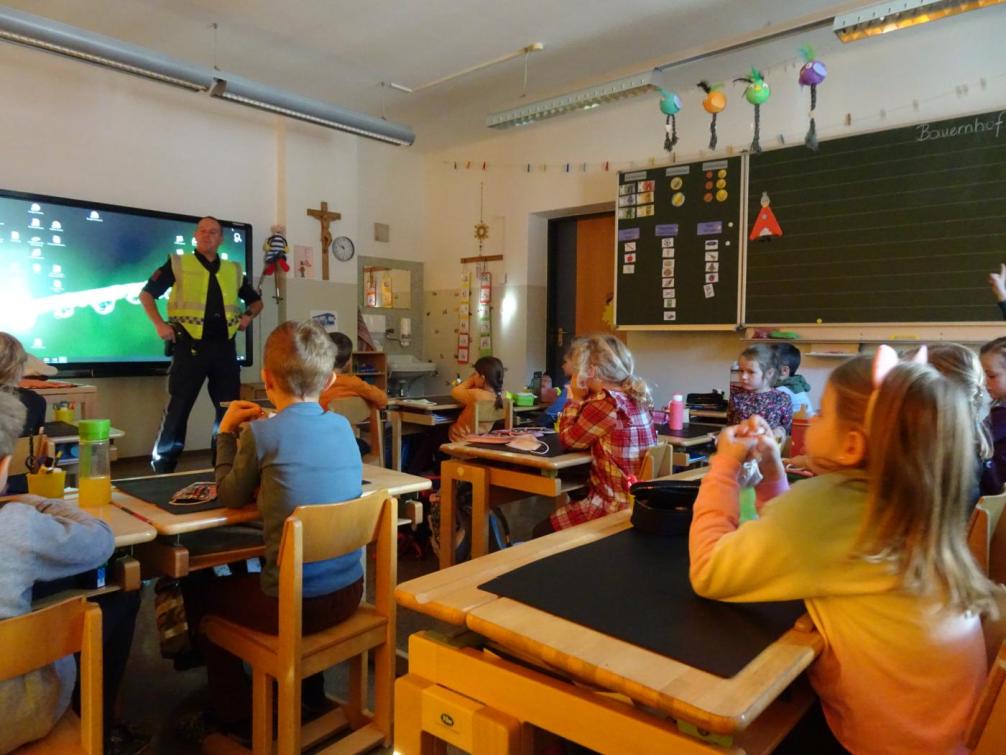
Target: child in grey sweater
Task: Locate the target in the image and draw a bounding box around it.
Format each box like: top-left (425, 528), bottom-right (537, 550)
top-left (0, 392), bottom-right (114, 754)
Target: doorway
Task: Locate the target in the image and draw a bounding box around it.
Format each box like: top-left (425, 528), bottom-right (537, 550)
top-left (545, 212), bottom-right (621, 387)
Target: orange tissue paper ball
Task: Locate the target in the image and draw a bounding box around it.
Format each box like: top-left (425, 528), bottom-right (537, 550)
top-left (703, 91), bottom-right (727, 114)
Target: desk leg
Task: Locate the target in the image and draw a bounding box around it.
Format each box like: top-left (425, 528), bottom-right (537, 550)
top-left (440, 461), bottom-right (489, 570)
top-left (395, 675), bottom-right (447, 755)
top-left (392, 412), bottom-right (403, 471)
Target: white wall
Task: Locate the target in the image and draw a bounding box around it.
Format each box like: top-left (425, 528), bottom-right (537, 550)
top-left (0, 41), bottom-right (419, 457)
top-left (418, 7), bottom-right (1006, 405)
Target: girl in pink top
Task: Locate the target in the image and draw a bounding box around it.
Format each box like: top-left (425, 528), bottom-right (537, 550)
top-left (690, 347), bottom-right (995, 754)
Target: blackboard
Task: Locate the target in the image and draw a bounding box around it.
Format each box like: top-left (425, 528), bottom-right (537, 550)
top-left (746, 108), bottom-right (1006, 325)
top-left (615, 156), bottom-right (742, 327)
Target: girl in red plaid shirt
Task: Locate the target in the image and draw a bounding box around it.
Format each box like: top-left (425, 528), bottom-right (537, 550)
top-left (538, 335), bottom-right (657, 534)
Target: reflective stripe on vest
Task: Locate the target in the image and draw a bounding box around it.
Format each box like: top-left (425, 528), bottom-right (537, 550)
top-left (167, 254), bottom-right (242, 340)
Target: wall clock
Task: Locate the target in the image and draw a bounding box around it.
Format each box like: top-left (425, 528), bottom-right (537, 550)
top-left (332, 235), bottom-right (355, 262)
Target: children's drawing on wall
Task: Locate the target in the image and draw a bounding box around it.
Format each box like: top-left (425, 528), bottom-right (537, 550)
top-left (294, 244), bottom-right (315, 279)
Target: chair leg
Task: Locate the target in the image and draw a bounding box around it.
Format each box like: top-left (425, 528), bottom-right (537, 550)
top-left (252, 669), bottom-right (274, 755)
top-left (347, 651), bottom-right (369, 729)
top-left (277, 673), bottom-right (302, 755)
top-left (439, 468), bottom-right (457, 570)
top-left (373, 641), bottom-right (394, 744)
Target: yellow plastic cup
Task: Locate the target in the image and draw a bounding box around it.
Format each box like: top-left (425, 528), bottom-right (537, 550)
top-left (27, 469), bottom-right (67, 499)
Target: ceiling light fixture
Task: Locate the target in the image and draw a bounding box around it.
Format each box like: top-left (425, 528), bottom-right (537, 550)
top-left (0, 6), bottom-right (414, 146)
top-left (833, 0), bottom-right (1004, 42)
top-left (487, 70), bottom-right (660, 129)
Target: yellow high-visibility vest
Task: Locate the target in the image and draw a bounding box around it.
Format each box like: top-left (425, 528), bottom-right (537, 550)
top-left (167, 253), bottom-right (242, 340)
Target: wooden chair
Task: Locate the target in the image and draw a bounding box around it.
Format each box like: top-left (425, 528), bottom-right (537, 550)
top-left (328, 396), bottom-right (385, 468)
top-left (968, 489), bottom-right (1006, 580)
top-left (473, 398), bottom-right (513, 434)
top-left (965, 590), bottom-right (1006, 753)
top-left (638, 442), bottom-right (672, 481)
top-left (202, 490), bottom-right (397, 755)
top-left (1, 597), bottom-right (102, 754)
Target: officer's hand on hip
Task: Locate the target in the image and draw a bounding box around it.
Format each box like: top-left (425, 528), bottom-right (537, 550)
top-left (156, 321), bottom-right (176, 341)
top-left (219, 400), bottom-right (265, 435)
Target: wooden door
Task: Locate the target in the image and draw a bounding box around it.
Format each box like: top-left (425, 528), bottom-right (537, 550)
top-left (575, 215), bottom-right (623, 342)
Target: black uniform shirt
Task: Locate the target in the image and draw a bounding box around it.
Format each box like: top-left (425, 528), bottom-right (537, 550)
top-left (143, 253), bottom-right (261, 342)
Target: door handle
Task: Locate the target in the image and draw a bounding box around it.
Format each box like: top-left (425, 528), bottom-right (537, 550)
top-left (556, 327), bottom-right (566, 347)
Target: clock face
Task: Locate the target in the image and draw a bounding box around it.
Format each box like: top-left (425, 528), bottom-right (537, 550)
top-left (332, 235), bottom-right (355, 261)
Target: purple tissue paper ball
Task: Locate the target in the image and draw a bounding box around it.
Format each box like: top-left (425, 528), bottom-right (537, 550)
top-left (799, 60), bottom-right (827, 87)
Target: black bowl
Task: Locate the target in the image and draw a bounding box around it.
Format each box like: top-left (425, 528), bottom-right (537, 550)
top-left (629, 479), bottom-right (701, 537)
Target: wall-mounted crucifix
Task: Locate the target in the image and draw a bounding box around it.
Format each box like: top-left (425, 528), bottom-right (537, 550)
top-left (306, 201), bottom-right (341, 280)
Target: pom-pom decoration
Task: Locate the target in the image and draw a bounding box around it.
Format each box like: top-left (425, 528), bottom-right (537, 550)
top-left (799, 45), bottom-right (827, 151)
top-left (734, 68), bottom-right (770, 153)
top-left (659, 89), bottom-right (682, 152)
top-left (697, 81), bottom-right (726, 150)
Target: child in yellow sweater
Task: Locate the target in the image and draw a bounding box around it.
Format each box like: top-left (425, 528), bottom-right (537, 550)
top-left (318, 332), bottom-right (388, 411)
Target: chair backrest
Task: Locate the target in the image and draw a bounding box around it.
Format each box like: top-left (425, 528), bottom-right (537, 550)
top-left (276, 490), bottom-right (397, 652)
top-left (966, 590), bottom-right (1006, 751)
top-left (11, 435), bottom-right (32, 476)
top-left (0, 597), bottom-right (103, 754)
top-left (328, 396), bottom-right (385, 468)
top-left (474, 398), bottom-right (513, 432)
top-left (638, 442), bottom-right (672, 481)
top-left (970, 490), bottom-right (1006, 581)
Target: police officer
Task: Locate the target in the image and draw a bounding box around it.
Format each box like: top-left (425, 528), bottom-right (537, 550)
top-left (139, 216), bottom-right (263, 472)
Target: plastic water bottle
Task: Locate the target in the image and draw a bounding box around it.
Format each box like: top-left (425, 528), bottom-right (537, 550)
top-left (668, 394), bottom-right (685, 431)
top-left (77, 419), bottom-right (111, 507)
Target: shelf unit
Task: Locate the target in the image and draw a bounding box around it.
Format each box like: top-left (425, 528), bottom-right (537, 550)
top-left (351, 351), bottom-right (387, 392)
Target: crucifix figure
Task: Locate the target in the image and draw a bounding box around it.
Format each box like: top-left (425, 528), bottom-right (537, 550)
top-left (306, 201), bottom-right (341, 280)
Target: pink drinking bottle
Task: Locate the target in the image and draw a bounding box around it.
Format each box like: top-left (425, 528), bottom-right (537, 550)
top-left (668, 394), bottom-right (685, 431)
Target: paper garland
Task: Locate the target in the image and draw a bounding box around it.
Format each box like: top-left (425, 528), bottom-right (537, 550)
top-left (478, 272), bottom-right (493, 357)
top-left (457, 272), bottom-right (471, 364)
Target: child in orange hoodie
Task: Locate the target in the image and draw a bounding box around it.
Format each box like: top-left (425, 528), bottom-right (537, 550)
top-left (318, 332), bottom-right (389, 411)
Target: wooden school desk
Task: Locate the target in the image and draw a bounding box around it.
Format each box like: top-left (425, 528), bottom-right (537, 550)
top-left (388, 397), bottom-right (545, 471)
top-left (112, 465), bottom-right (432, 578)
top-left (394, 510), bottom-right (822, 754)
top-left (436, 440), bottom-right (591, 569)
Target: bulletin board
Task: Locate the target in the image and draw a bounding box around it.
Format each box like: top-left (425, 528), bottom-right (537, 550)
top-left (614, 156), bottom-right (744, 329)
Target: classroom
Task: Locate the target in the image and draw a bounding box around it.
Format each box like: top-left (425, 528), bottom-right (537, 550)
top-left (1, 1), bottom-right (1006, 753)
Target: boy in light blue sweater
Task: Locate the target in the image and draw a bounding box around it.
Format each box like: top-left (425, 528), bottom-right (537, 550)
top-left (0, 392), bottom-right (114, 753)
top-left (183, 320), bottom-right (364, 734)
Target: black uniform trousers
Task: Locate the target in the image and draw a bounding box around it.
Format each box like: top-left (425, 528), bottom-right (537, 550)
top-left (152, 334), bottom-right (240, 473)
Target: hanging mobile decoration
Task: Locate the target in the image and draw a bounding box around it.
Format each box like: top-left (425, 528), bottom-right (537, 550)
top-left (799, 46), bottom-right (828, 150)
top-left (658, 89), bottom-right (682, 153)
top-left (734, 68), bottom-right (771, 153)
top-left (697, 81), bottom-right (726, 150)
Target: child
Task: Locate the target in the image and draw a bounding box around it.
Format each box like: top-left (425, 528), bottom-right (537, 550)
top-left (690, 348), bottom-right (994, 753)
top-left (539, 335), bottom-right (656, 534)
top-left (182, 320), bottom-right (364, 736)
top-left (772, 342), bottom-right (813, 414)
top-left (0, 333), bottom-right (47, 494)
top-left (0, 392), bottom-right (116, 753)
top-left (533, 342), bottom-right (578, 428)
top-left (727, 344), bottom-right (792, 433)
top-left (449, 356), bottom-right (506, 442)
top-left (980, 336), bottom-right (1006, 494)
top-left (318, 331), bottom-right (388, 411)
top-left (910, 343), bottom-right (994, 504)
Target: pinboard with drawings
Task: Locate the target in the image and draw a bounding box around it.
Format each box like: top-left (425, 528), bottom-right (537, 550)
top-left (745, 108), bottom-right (1006, 325)
top-left (614, 156), bottom-right (743, 329)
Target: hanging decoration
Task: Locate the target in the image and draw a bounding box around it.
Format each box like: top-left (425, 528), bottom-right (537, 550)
top-left (257, 224), bottom-right (289, 303)
top-left (697, 81), bottom-right (726, 150)
top-left (658, 89), bottom-right (682, 153)
top-left (477, 271), bottom-right (493, 357)
top-left (734, 68), bottom-right (771, 153)
top-left (799, 46), bottom-right (828, 151)
top-left (457, 272), bottom-right (471, 364)
top-left (749, 192), bottom-right (783, 241)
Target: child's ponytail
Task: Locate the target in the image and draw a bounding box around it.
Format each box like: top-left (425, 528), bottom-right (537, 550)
top-left (473, 356), bottom-right (505, 410)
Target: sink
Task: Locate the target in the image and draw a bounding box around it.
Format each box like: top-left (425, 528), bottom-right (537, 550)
top-left (387, 355), bottom-right (437, 396)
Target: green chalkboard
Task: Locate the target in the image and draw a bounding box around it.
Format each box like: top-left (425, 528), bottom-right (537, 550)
top-left (746, 108), bottom-right (1006, 324)
top-left (615, 156), bottom-right (743, 327)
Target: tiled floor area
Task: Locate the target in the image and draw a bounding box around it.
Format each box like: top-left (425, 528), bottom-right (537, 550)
top-left (108, 450), bottom-right (552, 754)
